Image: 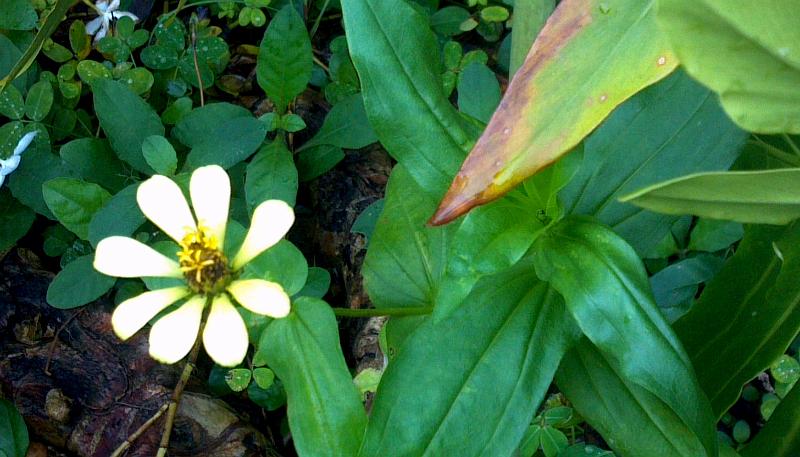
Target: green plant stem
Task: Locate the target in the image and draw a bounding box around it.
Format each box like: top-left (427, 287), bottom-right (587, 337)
top-left (748, 138), bottom-right (800, 166)
top-left (782, 133), bottom-right (800, 157)
top-left (310, 0), bottom-right (330, 38)
top-left (332, 306), bottom-right (433, 318)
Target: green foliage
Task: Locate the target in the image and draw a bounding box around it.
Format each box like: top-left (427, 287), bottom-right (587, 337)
top-left (46, 255), bottom-right (116, 309)
top-left (0, 398), bottom-right (28, 457)
top-left (257, 6), bottom-right (312, 113)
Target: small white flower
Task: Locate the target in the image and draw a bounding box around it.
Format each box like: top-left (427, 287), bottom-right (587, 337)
top-left (94, 165), bottom-right (295, 367)
top-left (0, 131), bottom-right (37, 188)
top-left (85, 0), bottom-right (139, 42)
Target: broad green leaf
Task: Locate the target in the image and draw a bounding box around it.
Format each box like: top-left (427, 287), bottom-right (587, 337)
top-left (0, 85), bottom-right (24, 119)
top-left (0, 190), bottom-right (35, 251)
top-left (688, 219), bottom-right (744, 252)
top-left (533, 217), bottom-right (717, 456)
top-left (457, 62), bottom-right (501, 124)
top-left (242, 240), bottom-right (308, 296)
top-left (299, 94), bottom-right (377, 151)
top-left (182, 116), bottom-right (267, 171)
top-left (0, 398), bottom-right (28, 457)
top-left (658, 0), bottom-right (800, 133)
top-left (88, 184), bottom-right (145, 247)
top-left (560, 70), bottom-right (746, 254)
top-left (675, 223), bottom-right (800, 416)
top-left (46, 255), bottom-right (116, 309)
top-left (245, 141), bottom-right (298, 210)
top-left (260, 298), bottom-right (367, 457)
top-left (24, 80), bottom-right (53, 122)
top-left (510, 0), bottom-right (555, 76)
top-left (359, 265), bottom-right (577, 457)
top-left (256, 6), bottom-right (312, 113)
top-left (620, 169), bottom-right (800, 225)
top-left (648, 255), bottom-right (724, 322)
top-left (76, 60), bottom-right (112, 85)
top-left (431, 0), bottom-right (678, 224)
top-left (0, 0), bottom-right (37, 31)
top-left (59, 138), bottom-right (127, 192)
top-left (429, 6), bottom-right (470, 37)
top-left (93, 79), bottom-right (164, 174)
top-left (296, 145), bottom-right (344, 182)
top-left (557, 341), bottom-right (713, 456)
top-left (172, 102), bottom-right (251, 147)
top-left (341, 0), bottom-right (476, 198)
top-left (142, 135), bottom-right (178, 175)
top-left (296, 267), bottom-right (331, 299)
top-left (42, 178), bottom-right (112, 240)
top-left (741, 383), bottom-right (800, 457)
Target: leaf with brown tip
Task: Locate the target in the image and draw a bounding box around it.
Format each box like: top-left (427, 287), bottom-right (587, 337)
top-left (431, 0), bottom-right (677, 225)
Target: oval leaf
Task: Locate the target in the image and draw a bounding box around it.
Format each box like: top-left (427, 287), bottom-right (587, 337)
top-left (42, 178), bottom-right (112, 240)
top-left (47, 255), bottom-right (116, 309)
top-left (0, 398), bottom-right (28, 457)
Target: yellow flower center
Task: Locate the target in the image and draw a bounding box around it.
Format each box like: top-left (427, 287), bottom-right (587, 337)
top-left (177, 226), bottom-right (231, 294)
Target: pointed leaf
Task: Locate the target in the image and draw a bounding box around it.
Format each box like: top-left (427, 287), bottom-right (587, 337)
top-left (0, 398), bottom-right (28, 457)
top-left (47, 255), bottom-right (116, 309)
top-left (260, 298), bottom-right (367, 456)
top-left (299, 94), bottom-right (377, 151)
top-left (510, 0), bottom-right (554, 76)
top-left (658, 0), bottom-right (800, 133)
top-left (620, 169), bottom-right (800, 225)
top-left (532, 217), bottom-right (717, 456)
top-left (675, 223), bottom-right (800, 416)
top-left (43, 178), bottom-right (112, 240)
top-left (245, 141), bottom-right (298, 209)
top-left (359, 264), bottom-right (578, 457)
top-left (431, 0), bottom-right (678, 224)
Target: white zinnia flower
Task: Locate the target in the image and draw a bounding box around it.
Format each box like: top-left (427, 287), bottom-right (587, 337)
top-left (86, 0), bottom-right (139, 42)
top-left (0, 131), bottom-right (37, 188)
top-left (93, 165), bottom-right (295, 367)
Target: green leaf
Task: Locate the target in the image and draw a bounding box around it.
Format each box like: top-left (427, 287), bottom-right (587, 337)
top-left (88, 184), bottom-right (146, 248)
top-left (0, 190), bottom-right (35, 251)
top-left (182, 116), bottom-right (267, 171)
top-left (657, 0), bottom-right (800, 133)
top-left (539, 427), bottom-right (568, 457)
top-left (280, 113), bottom-right (306, 132)
top-left (260, 298), bottom-right (367, 456)
top-left (142, 135), bottom-right (178, 175)
top-left (560, 70), bottom-right (747, 254)
top-left (558, 444), bottom-right (614, 457)
top-left (300, 94), bottom-right (377, 151)
top-left (359, 265), bottom-right (577, 457)
top-left (341, 0), bottom-right (476, 198)
top-left (224, 368), bottom-right (252, 392)
top-left (620, 169), bottom-right (800, 225)
top-left (59, 138), bottom-right (127, 192)
top-left (247, 378), bottom-right (286, 411)
top-left (245, 141), bottom-right (298, 210)
top-left (24, 80), bottom-right (53, 122)
top-left (510, 0), bottom-right (555, 76)
top-left (252, 367), bottom-right (275, 389)
top-left (688, 218), bottom-right (744, 252)
top-left (76, 60), bottom-right (113, 85)
top-left (46, 255), bottom-right (116, 309)
top-left (480, 5), bottom-right (509, 22)
top-left (140, 44), bottom-right (180, 70)
top-left (296, 267), bottom-right (331, 299)
top-left (532, 217), bottom-right (717, 456)
top-left (118, 67), bottom-right (154, 95)
top-left (350, 199), bottom-right (384, 243)
top-left (69, 20), bottom-right (91, 60)
top-left (42, 178), bottom-right (112, 240)
top-left (741, 383), bottom-right (800, 457)
top-left (92, 78), bottom-right (164, 174)
top-left (296, 145), bottom-right (344, 182)
top-left (172, 102), bottom-right (251, 146)
top-left (429, 6), bottom-right (471, 37)
top-left (771, 355), bottom-right (800, 385)
top-left (256, 6), bottom-right (312, 113)
top-left (557, 341), bottom-right (712, 456)
top-left (242, 240), bottom-right (308, 296)
top-left (0, 0), bottom-right (37, 30)
top-left (675, 223), bottom-right (800, 416)
top-left (432, 0), bottom-right (678, 224)
top-left (648, 255), bottom-right (723, 322)
top-left (0, 85), bottom-right (25, 120)
top-left (457, 62), bottom-right (501, 124)
top-left (0, 398), bottom-right (28, 457)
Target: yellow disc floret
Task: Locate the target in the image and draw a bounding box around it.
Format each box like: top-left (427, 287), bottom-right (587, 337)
top-left (177, 225), bottom-right (231, 294)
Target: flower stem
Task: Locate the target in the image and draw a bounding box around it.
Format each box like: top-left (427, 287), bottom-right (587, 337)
top-left (331, 306), bottom-right (433, 318)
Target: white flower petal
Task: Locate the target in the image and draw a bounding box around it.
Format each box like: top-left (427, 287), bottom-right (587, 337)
top-left (0, 174), bottom-right (5, 188)
top-left (13, 131), bottom-right (37, 156)
top-left (149, 295), bottom-right (205, 364)
top-left (227, 279), bottom-right (290, 318)
top-left (86, 16), bottom-right (103, 35)
top-left (190, 165), bottom-right (230, 250)
top-left (137, 175), bottom-right (196, 243)
top-left (203, 294), bottom-right (248, 367)
top-left (112, 11), bottom-right (139, 21)
top-left (106, 0), bottom-right (119, 11)
top-left (111, 287), bottom-right (191, 340)
top-left (0, 156), bottom-right (20, 174)
top-left (93, 23), bottom-right (108, 42)
top-left (232, 200), bottom-right (294, 270)
top-left (94, 236), bottom-right (182, 278)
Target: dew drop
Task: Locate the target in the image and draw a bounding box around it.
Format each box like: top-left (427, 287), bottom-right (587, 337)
top-left (502, 127), bottom-right (511, 135)
top-left (657, 56), bottom-right (667, 66)
top-left (778, 47), bottom-right (790, 57)
top-left (127, 79), bottom-right (133, 84)
top-left (599, 94), bottom-right (608, 102)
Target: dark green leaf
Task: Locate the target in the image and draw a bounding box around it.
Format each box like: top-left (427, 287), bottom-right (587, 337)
top-left (649, 254), bottom-right (724, 322)
top-left (300, 94), bottom-right (377, 151)
top-left (457, 62), bottom-right (501, 124)
top-left (182, 116), bottom-right (267, 171)
top-left (296, 145), bottom-right (344, 182)
top-left (69, 20), bottom-right (90, 60)
top-left (118, 67), bottom-right (154, 95)
top-left (172, 102), bottom-right (250, 147)
top-left (59, 138), bottom-right (127, 192)
top-left (676, 223), bottom-right (800, 416)
top-left (93, 78), bottom-right (164, 174)
top-left (88, 184), bottom-right (145, 248)
top-left (42, 178), bottom-right (112, 240)
top-left (142, 135), bottom-right (178, 175)
top-left (360, 265), bottom-right (577, 456)
top-left (296, 267), bottom-right (330, 299)
top-left (741, 384), bottom-right (800, 457)
top-left (260, 298), bottom-right (367, 456)
top-left (0, 398), bottom-right (28, 457)
top-left (533, 217), bottom-right (717, 456)
top-left (140, 44), bottom-right (179, 70)
top-left (350, 199), bottom-right (384, 242)
top-left (245, 141), bottom-right (297, 209)
top-left (256, 6), bottom-right (312, 112)
top-left (430, 6), bottom-right (470, 37)
top-left (242, 240), bottom-right (308, 296)
top-left (0, 190), bottom-right (35, 251)
top-left (247, 378), bottom-right (286, 411)
top-left (510, 0), bottom-right (555, 76)
top-left (0, 0), bottom-right (37, 30)
top-left (0, 85), bottom-right (25, 119)
top-left (24, 80), bottom-right (54, 122)
top-left (76, 60), bottom-right (112, 85)
top-left (46, 255), bottom-right (116, 309)
top-left (560, 70), bottom-right (746, 255)
top-left (688, 218), bottom-right (744, 252)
